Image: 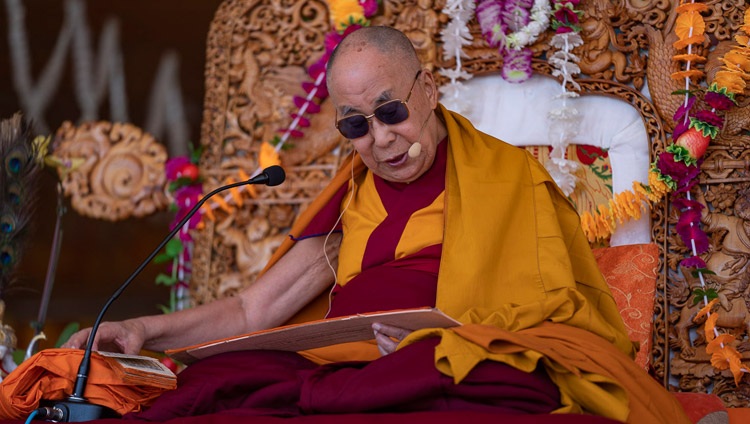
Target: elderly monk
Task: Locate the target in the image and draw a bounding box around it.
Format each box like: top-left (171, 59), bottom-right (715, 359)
top-left (58, 26), bottom-right (688, 423)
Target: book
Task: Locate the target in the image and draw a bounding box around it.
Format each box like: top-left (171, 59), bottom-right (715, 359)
top-left (96, 351), bottom-right (177, 390)
top-left (166, 307), bottom-right (460, 364)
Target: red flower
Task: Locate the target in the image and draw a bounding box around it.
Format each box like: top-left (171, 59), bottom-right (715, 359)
top-left (681, 255), bottom-right (707, 269)
top-left (655, 152), bottom-right (701, 192)
top-left (672, 96), bottom-right (695, 139)
top-left (694, 110), bottom-right (724, 128)
top-left (553, 7), bottom-right (579, 27)
top-left (676, 212), bottom-right (709, 254)
top-left (165, 156), bottom-right (192, 181)
top-left (360, 0), bottom-right (379, 17)
top-left (672, 197), bottom-right (704, 213)
top-left (704, 91), bottom-right (734, 111)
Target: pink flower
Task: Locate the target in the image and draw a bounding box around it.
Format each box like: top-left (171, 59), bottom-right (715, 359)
top-left (672, 96), bottom-right (695, 139)
top-left (672, 197), bottom-right (704, 213)
top-left (675, 211), bottom-right (709, 254)
top-left (165, 156), bottom-right (191, 180)
top-left (501, 48), bottom-right (533, 83)
top-left (170, 185), bottom-right (204, 232)
top-left (681, 256), bottom-right (707, 269)
top-left (293, 96), bottom-right (321, 113)
top-left (704, 90), bottom-right (734, 111)
top-left (655, 152), bottom-right (701, 192)
top-left (360, 0), bottom-right (379, 17)
top-left (555, 25), bottom-right (575, 34)
top-left (694, 110), bottom-right (724, 128)
top-left (476, 0), bottom-right (505, 48)
top-left (553, 7), bottom-right (579, 27)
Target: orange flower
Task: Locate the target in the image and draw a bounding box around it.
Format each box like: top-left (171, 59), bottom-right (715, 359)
top-left (737, 35), bottom-right (750, 46)
top-left (610, 190), bottom-right (645, 223)
top-left (641, 172), bottom-right (670, 202)
top-left (676, 2), bottom-right (709, 14)
top-left (695, 299), bottom-right (719, 321)
top-left (670, 69), bottom-right (705, 81)
top-left (673, 53), bottom-right (707, 63)
top-left (715, 69), bottom-right (747, 94)
top-left (707, 334), bottom-right (750, 385)
top-left (704, 313), bottom-right (720, 342)
top-left (673, 35), bottom-right (706, 50)
top-left (722, 50), bottom-right (750, 72)
top-left (709, 341), bottom-right (741, 369)
top-left (675, 11), bottom-right (705, 40)
top-left (259, 141), bottom-right (281, 169)
top-left (580, 212), bottom-right (598, 243)
top-left (706, 334), bottom-right (737, 354)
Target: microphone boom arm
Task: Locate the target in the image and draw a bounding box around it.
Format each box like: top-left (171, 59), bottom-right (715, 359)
top-left (71, 174), bottom-right (276, 401)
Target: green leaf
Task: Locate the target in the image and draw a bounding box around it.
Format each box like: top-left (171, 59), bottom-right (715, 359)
top-left (157, 304), bottom-right (172, 315)
top-left (155, 273), bottom-right (178, 286)
top-left (153, 253), bottom-right (173, 264)
top-left (165, 238), bottom-right (184, 257)
top-left (188, 143), bottom-right (204, 164)
top-left (55, 322), bottom-right (81, 347)
top-left (689, 117), bottom-right (719, 139)
top-left (691, 268), bottom-right (716, 277)
top-left (12, 349), bottom-right (24, 365)
top-left (666, 144), bottom-right (697, 166)
top-left (692, 287), bottom-right (719, 305)
top-left (671, 89), bottom-right (696, 96)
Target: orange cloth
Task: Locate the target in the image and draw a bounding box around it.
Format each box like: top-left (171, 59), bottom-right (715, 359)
top-left (261, 105), bottom-right (688, 422)
top-left (0, 349), bottom-right (175, 420)
top-left (407, 322), bottom-right (690, 424)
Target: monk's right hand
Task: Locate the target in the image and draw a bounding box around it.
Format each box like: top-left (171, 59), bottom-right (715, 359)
top-left (61, 320), bottom-right (146, 355)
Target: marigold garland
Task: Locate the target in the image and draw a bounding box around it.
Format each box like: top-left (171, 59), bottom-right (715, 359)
top-left (580, 1), bottom-right (750, 385)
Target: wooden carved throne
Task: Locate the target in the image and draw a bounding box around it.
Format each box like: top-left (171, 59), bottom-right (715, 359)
top-left (185, 0), bottom-right (750, 408)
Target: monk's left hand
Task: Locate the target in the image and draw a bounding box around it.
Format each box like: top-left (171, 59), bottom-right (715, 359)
top-left (372, 323), bottom-right (412, 356)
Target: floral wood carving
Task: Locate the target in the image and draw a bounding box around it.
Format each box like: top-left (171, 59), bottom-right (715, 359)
top-left (52, 121), bottom-right (169, 221)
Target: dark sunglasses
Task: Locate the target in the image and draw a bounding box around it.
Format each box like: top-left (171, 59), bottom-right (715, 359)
top-left (335, 70), bottom-right (422, 139)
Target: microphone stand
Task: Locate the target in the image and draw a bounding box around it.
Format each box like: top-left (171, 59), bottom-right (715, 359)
top-left (41, 166), bottom-right (284, 422)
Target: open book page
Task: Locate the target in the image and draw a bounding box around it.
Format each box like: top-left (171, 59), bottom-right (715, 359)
top-left (166, 307), bottom-right (460, 364)
top-left (96, 351), bottom-right (177, 390)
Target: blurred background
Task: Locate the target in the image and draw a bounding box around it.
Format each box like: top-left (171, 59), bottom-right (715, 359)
top-left (0, 0), bottom-right (224, 353)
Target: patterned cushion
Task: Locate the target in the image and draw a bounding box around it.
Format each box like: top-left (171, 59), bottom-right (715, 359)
top-left (592, 243), bottom-right (659, 370)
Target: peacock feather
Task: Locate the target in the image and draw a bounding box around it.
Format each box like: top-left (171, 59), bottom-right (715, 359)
top-left (0, 113), bottom-right (41, 301)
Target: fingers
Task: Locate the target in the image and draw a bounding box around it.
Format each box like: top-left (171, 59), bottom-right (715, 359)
top-left (372, 323), bottom-right (412, 356)
top-left (61, 328), bottom-right (93, 349)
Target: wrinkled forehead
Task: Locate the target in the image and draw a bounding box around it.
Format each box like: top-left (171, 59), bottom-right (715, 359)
top-left (328, 49), bottom-right (411, 114)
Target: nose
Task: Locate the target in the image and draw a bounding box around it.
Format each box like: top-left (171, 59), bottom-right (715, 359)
top-left (369, 118), bottom-right (394, 148)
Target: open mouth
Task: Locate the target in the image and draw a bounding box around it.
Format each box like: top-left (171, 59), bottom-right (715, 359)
top-left (384, 152), bottom-right (408, 167)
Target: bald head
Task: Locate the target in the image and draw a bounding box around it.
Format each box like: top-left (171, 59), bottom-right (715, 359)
top-left (326, 26), bottom-right (421, 86)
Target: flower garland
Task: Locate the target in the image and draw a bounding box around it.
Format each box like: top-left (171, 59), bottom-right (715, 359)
top-left (438, 0), bottom-right (476, 115)
top-left (580, 1), bottom-right (750, 385)
top-left (476, 0), bottom-right (551, 83)
top-left (545, 0), bottom-right (584, 196)
top-left (153, 147), bottom-right (204, 314)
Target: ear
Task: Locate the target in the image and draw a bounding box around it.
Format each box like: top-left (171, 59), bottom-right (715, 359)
top-left (420, 69), bottom-right (440, 108)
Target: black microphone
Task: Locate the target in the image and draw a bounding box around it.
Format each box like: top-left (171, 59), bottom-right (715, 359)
top-left (40, 165), bottom-right (286, 422)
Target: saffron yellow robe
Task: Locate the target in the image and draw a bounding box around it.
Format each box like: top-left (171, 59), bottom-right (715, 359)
top-left (261, 105), bottom-right (689, 424)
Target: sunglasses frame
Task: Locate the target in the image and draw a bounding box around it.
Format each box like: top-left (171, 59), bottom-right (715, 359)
top-left (335, 70), bottom-right (423, 139)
